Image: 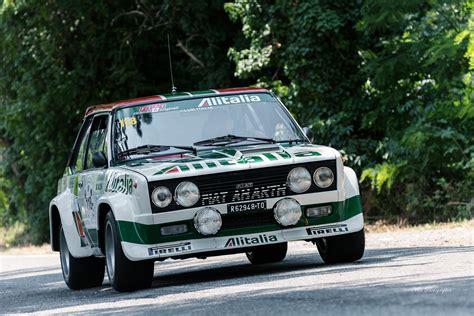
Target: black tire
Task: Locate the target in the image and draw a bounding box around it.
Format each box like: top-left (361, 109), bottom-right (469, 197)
top-left (316, 229), bottom-right (365, 264)
top-left (59, 226), bottom-right (105, 290)
top-left (246, 242), bottom-right (288, 264)
top-left (104, 211), bottom-right (154, 292)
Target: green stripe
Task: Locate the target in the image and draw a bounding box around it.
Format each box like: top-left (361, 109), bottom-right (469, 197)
top-left (219, 159), bottom-right (236, 166)
top-left (193, 163), bottom-right (203, 170)
top-left (154, 166), bottom-right (175, 175)
top-left (117, 195), bottom-right (363, 244)
top-left (179, 165), bottom-right (190, 172)
top-left (343, 195), bottom-right (363, 219)
top-left (263, 153), bottom-right (277, 161)
top-left (276, 151), bottom-right (291, 159)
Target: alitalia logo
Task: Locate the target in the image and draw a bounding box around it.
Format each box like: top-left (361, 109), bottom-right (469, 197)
top-left (224, 233), bottom-right (278, 248)
top-left (198, 94), bottom-right (261, 107)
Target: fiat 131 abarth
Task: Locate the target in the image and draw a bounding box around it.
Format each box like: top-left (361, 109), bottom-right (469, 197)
top-left (49, 87), bottom-right (365, 292)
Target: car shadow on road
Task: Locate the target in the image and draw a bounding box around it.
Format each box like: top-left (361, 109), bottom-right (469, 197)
top-left (150, 245), bottom-right (472, 289)
top-left (1, 245), bottom-right (473, 314)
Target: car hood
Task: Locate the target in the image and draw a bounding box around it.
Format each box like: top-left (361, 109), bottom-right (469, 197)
top-left (117, 144), bottom-right (339, 181)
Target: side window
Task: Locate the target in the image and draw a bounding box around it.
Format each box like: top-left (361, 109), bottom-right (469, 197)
top-left (69, 117), bottom-right (93, 173)
top-left (85, 115), bottom-right (109, 170)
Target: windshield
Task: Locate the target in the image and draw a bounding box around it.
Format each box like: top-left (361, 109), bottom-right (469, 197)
top-left (113, 93), bottom-right (304, 161)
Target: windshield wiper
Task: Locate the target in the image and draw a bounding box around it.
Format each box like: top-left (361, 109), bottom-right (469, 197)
top-left (117, 144), bottom-right (196, 159)
top-left (275, 139), bottom-right (306, 145)
top-left (194, 134), bottom-right (276, 147)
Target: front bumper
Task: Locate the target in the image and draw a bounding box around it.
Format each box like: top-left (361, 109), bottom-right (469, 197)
top-left (121, 212), bottom-right (364, 261)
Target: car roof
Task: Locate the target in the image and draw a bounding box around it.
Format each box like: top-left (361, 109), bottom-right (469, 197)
top-left (84, 87), bottom-right (269, 117)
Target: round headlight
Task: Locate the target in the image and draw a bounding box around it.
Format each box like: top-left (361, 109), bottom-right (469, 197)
top-left (194, 207), bottom-right (222, 235)
top-left (273, 198), bottom-right (302, 226)
top-left (151, 186), bottom-right (172, 208)
top-left (174, 181), bottom-right (200, 207)
top-left (287, 167), bottom-right (312, 193)
top-left (313, 167), bottom-right (334, 188)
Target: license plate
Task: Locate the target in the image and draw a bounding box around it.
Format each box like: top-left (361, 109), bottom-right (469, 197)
top-left (227, 200), bottom-right (267, 214)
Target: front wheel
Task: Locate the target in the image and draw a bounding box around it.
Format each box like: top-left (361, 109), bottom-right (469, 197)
top-left (59, 226), bottom-right (105, 290)
top-left (315, 229), bottom-right (365, 264)
top-left (246, 242), bottom-right (288, 264)
top-left (104, 211), bottom-right (154, 292)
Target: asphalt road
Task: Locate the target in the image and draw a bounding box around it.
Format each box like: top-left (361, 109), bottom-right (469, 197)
top-left (1, 227), bottom-right (473, 315)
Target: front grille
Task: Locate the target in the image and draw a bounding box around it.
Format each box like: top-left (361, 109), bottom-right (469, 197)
top-left (199, 172), bottom-right (286, 195)
top-left (222, 211), bottom-right (277, 230)
top-left (149, 160), bottom-right (337, 213)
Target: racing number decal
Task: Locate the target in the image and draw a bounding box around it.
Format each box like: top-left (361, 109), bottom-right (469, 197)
top-left (119, 117), bottom-right (137, 128)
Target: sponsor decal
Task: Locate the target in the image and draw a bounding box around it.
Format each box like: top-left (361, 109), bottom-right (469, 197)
top-left (148, 242), bottom-right (192, 256)
top-left (198, 94), bottom-right (261, 107)
top-left (106, 173), bottom-right (134, 194)
top-left (139, 103), bottom-right (166, 112)
top-left (84, 184), bottom-right (94, 211)
top-left (201, 184), bottom-right (286, 206)
top-left (306, 224), bottom-right (349, 236)
top-left (153, 151), bottom-right (292, 175)
top-left (224, 233), bottom-right (278, 248)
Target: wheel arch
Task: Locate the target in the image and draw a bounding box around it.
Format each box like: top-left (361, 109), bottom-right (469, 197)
top-left (97, 202), bottom-right (113, 254)
top-left (50, 204), bottom-right (61, 251)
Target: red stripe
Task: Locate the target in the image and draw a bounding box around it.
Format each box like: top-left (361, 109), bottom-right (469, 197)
top-left (85, 95), bottom-right (164, 116)
top-left (84, 87), bottom-right (269, 116)
top-left (74, 212), bottom-right (85, 238)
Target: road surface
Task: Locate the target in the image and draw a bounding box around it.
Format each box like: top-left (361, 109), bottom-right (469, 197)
top-left (1, 226), bottom-right (473, 315)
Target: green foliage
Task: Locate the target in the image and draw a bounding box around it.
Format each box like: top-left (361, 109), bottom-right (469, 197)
top-left (0, 0), bottom-right (473, 243)
top-left (228, 0), bottom-right (474, 221)
top-left (0, 0), bottom-right (243, 243)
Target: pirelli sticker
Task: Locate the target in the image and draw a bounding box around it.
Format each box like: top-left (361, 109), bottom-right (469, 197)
top-left (148, 242), bottom-right (192, 256)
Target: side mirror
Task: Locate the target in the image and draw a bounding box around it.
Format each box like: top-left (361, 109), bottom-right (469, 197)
top-left (302, 127), bottom-right (314, 143)
top-left (92, 151), bottom-right (108, 168)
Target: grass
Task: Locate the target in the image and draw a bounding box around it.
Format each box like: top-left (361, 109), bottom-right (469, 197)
top-left (0, 222), bottom-right (27, 250)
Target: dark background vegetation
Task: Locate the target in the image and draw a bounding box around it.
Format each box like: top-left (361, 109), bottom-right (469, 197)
top-left (0, 0), bottom-right (472, 244)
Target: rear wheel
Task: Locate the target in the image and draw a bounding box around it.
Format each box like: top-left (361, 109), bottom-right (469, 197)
top-left (59, 226), bottom-right (105, 290)
top-left (246, 242), bottom-right (288, 264)
top-left (105, 211), bottom-right (154, 292)
top-left (315, 229), bottom-right (365, 263)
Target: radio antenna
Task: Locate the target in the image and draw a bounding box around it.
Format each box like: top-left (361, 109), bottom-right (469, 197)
top-left (167, 33), bottom-right (177, 94)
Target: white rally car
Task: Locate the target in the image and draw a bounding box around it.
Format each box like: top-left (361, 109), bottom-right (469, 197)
top-left (50, 87), bottom-right (365, 292)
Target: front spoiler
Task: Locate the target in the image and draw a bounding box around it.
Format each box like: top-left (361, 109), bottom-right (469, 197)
top-left (121, 213), bottom-right (364, 261)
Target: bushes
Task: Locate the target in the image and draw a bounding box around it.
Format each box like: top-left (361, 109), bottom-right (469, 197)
top-left (227, 0), bottom-right (473, 221)
top-left (0, 0), bottom-right (472, 244)
top-left (0, 0), bottom-right (243, 243)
